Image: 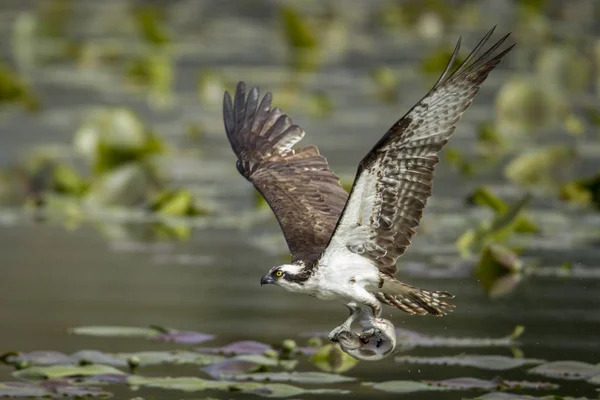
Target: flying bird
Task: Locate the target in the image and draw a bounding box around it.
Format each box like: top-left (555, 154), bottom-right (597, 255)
top-left (223, 27), bottom-right (514, 341)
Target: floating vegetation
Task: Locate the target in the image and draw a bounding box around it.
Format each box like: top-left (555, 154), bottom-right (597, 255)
top-left (74, 108), bottom-right (165, 174)
top-left (495, 78), bottom-right (565, 136)
top-left (149, 189), bottom-right (208, 216)
top-left (0, 62), bottom-right (40, 111)
top-left (535, 45), bottom-right (591, 95)
top-left (133, 5), bottom-right (172, 47)
top-left (370, 67), bottom-right (400, 104)
top-left (309, 344), bottom-right (359, 374)
top-left (125, 52), bottom-right (173, 107)
top-left (69, 325), bottom-right (214, 344)
top-left (128, 375), bottom-right (350, 397)
top-left (467, 187), bottom-right (538, 234)
top-left (394, 325), bottom-right (525, 351)
top-left (280, 6), bottom-right (321, 73)
top-left (504, 145), bottom-right (577, 189)
top-left (365, 377), bottom-right (557, 394)
top-left (421, 47), bottom-right (464, 78)
top-left (560, 173), bottom-right (600, 209)
top-left (0, 381), bottom-right (110, 398)
top-left (457, 194), bottom-right (533, 258)
top-left (528, 361), bottom-right (600, 381)
top-left (476, 244), bottom-right (524, 298)
top-left (395, 354), bottom-right (544, 371)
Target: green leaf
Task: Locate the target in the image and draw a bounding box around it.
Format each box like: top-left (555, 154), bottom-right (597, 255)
top-left (127, 376), bottom-right (350, 397)
top-left (13, 364), bottom-right (125, 381)
top-left (528, 361), bottom-right (600, 380)
top-left (280, 6), bottom-right (317, 50)
top-left (468, 187), bottom-right (538, 234)
top-left (367, 377), bottom-right (557, 394)
top-left (560, 172), bottom-right (600, 209)
top-left (68, 325), bottom-right (163, 338)
top-left (133, 6), bottom-right (171, 46)
top-left (365, 380), bottom-right (440, 394)
top-left (505, 145), bottom-right (576, 188)
top-left (0, 62), bottom-right (40, 112)
top-left (309, 344), bottom-right (358, 373)
top-left (229, 372), bottom-right (356, 384)
top-left (457, 194), bottom-right (533, 258)
top-left (476, 244), bottom-right (524, 298)
top-left (395, 354), bottom-right (544, 371)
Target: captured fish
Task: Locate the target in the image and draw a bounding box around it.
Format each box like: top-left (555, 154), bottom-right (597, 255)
top-left (336, 316), bottom-right (396, 361)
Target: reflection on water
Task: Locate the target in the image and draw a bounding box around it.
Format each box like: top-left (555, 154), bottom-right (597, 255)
top-left (1, 0), bottom-right (600, 399)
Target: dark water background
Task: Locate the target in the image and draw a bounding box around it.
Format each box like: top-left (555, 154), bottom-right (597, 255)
top-left (1, 0), bottom-right (600, 399)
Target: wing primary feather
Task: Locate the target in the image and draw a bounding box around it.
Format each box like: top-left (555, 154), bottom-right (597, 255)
top-left (434, 35), bottom-right (462, 88)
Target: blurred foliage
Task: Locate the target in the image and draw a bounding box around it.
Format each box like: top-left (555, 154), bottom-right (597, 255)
top-left (495, 77), bottom-right (566, 137)
top-left (126, 52), bottom-right (173, 107)
top-left (457, 194), bottom-right (533, 258)
top-left (134, 6), bottom-right (171, 47)
top-left (467, 187), bottom-right (538, 234)
top-left (420, 47), bottom-right (464, 78)
top-left (504, 145), bottom-right (577, 189)
top-left (280, 6), bottom-right (322, 73)
top-left (560, 173), bottom-right (600, 209)
top-left (476, 243), bottom-right (524, 299)
top-left (74, 108), bottom-right (165, 174)
top-left (370, 67), bottom-right (400, 104)
top-left (0, 62), bottom-right (40, 111)
top-left (310, 344), bottom-right (358, 374)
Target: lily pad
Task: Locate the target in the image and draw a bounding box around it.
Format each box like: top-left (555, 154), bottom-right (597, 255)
top-left (227, 372), bottom-right (356, 384)
top-left (457, 194), bottom-right (533, 258)
top-left (69, 325), bottom-right (214, 344)
top-left (367, 377), bottom-right (557, 394)
top-left (395, 354), bottom-right (544, 371)
top-left (476, 244), bottom-right (524, 298)
top-left (13, 364), bottom-right (125, 381)
top-left (0, 381), bottom-right (110, 398)
top-left (469, 393), bottom-right (597, 400)
top-left (504, 146), bottom-right (576, 188)
top-left (202, 355), bottom-right (278, 379)
top-left (309, 344), bottom-right (358, 373)
top-left (128, 376), bottom-right (349, 398)
top-left (528, 361), bottom-right (600, 380)
top-left (467, 187), bottom-right (538, 233)
top-left (395, 325), bottom-right (525, 350)
top-left (196, 340), bottom-right (272, 356)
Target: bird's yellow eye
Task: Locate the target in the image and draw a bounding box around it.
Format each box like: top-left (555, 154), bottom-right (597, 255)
top-left (275, 270), bottom-right (283, 277)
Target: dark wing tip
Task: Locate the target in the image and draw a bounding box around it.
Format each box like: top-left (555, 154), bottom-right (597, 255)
top-left (435, 27), bottom-right (515, 90)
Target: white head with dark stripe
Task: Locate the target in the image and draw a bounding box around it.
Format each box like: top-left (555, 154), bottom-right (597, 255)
top-left (260, 262), bottom-right (311, 291)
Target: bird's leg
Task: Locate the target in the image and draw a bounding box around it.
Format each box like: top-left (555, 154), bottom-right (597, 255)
top-left (359, 307), bottom-right (384, 347)
top-left (328, 303), bottom-right (361, 342)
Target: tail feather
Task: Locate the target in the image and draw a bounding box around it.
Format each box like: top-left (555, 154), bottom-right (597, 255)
top-left (377, 277), bottom-right (455, 316)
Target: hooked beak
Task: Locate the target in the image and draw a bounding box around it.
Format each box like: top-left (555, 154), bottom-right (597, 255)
top-left (260, 274), bottom-right (275, 286)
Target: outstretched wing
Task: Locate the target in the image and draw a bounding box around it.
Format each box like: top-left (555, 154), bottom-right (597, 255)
top-left (224, 82), bottom-right (349, 266)
top-left (325, 27), bottom-right (515, 276)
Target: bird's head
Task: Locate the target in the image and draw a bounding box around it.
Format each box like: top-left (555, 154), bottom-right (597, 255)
top-left (260, 263), bottom-right (308, 290)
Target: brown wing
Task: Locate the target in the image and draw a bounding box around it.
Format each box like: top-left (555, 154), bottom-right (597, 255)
top-left (326, 27), bottom-right (515, 276)
top-left (223, 82), bottom-right (349, 265)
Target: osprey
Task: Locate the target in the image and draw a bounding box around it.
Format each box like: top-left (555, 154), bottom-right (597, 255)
top-left (223, 27), bottom-right (514, 341)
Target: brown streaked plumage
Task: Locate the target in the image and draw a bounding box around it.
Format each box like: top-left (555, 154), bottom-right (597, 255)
top-left (224, 26), bottom-right (514, 320)
top-left (223, 83), bottom-right (349, 267)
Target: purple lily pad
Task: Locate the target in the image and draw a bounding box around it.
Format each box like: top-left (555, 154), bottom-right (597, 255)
top-left (202, 355), bottom-right (277, 379)
top-left (2, 351), bottom-right (73, 366)
top-left (369, 377), bottom-right (558, 394)
top-left (0, 381), bottom-right (111, 398)
top-left (69, 325), bottom-right (214, 345)
top-left (196, 340), bottom-right (272, 356)
top-left (154, 330), bottom-right (214, 345)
